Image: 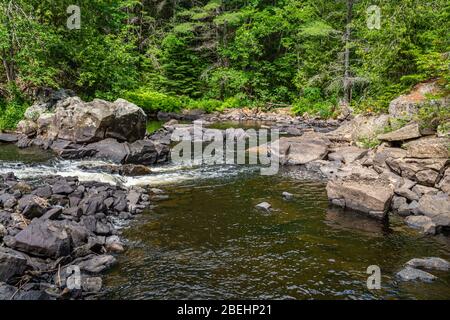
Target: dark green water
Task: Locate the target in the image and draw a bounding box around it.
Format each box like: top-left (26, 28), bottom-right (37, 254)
top-left (1, 143), bottom-right (449, 300)
top-left (104, 169), bottom-right (450, 300)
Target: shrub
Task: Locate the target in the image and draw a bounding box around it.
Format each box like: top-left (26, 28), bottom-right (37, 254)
top-left (124, 89), bottom-right (182, 113)
top-left (291, 87), bottom-right (336, 118)
top-left (0, 101), bottom-right (28, 131)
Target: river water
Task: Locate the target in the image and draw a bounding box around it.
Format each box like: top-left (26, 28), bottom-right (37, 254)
top-left (1, 140), bottom-right (450, 300)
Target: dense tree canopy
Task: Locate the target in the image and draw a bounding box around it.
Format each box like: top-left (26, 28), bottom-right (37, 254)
top-left (0, 0), bottom-right (449, 128)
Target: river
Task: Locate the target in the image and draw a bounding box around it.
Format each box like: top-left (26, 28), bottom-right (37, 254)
top-left (1, 132), bottom-right (450, 300)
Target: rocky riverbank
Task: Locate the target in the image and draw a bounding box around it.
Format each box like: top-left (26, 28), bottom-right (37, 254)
top-left (0, 172), bottom-right (166, 299)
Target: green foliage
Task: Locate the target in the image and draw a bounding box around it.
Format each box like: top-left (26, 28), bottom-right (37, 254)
top-left (292, 87), bottom-right (336, 118)
top-left (357, 136), bottom-right (381, 149)
top-left (124, 89), bottom-right (182, 113)
top-left (414, 101), bottom-right (450, 131)
top-left (0, 0), bottom-right (448, 120)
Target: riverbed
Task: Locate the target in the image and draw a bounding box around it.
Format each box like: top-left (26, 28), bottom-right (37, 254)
top-left (1, 142), bottom-right (450, 300)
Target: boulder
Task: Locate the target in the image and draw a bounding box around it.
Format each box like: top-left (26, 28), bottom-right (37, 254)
top-left (0, 247), bottom-right (28, 282)
top-left (406, 257), bottom-right (450, 271)
top-left (417, 193), bottom-right (450, 227)
top-left (326, 114), bottom-right (390, 143)
top-left (404, 215), bottom-right (436, 235)
top-left (282, 192), bottom-right (294, 200)
top-left (385, 157), bottom-right (447, 186)
top-left (388, 81), bottom-right (442, 120)
top-left (13, 219), bottom-right (71, 258)
top-left (16, 120), bottom-right (37, 136)
top-left (75, 254), bottom-right (117, 274)
top-left (377, 123), bottom-right (422, 142)
top-left (437, 168), bottom-right (450, 194)
top-left (396, 267), bottom-right (436, 282)
top-left (0, 133), bottom-right (19, 143)
top-left (255, 202), bottom-right (272, 212)
top-left (23, 97), bottom-right (147, 144)
top-left (326, 176), bottom-right (394, 218)
top-left (85, 138), bottom-right (129, 163)
top-left (403, 137), bottom-right (450, 159)
top-left (82, 277), bottom-right (103, 293)
top-left (327, 146), bottom-right (368, 164)
top-left (17, 195), bottom-right (49, 219)
top-left (272, 132), bottom-right (330, 165)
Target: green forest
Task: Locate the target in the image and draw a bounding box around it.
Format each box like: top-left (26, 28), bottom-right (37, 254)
top-left (0, 0), bottom-right (449, 130)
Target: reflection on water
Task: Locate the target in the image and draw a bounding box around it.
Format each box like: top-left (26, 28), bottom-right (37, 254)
top-left (104, 171), bottom-right (450, 300)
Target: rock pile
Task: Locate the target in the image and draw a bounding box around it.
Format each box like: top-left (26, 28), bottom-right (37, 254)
top-left (0, 172), bottom-right (151, 299)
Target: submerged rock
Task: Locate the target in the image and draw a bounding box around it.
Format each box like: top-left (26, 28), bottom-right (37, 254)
top-left (404, 215), bottom-right (436, 235)
top-left (396, 267), bottom-right (436, 282)
top-left (255, 202), bottom-right (272, 211)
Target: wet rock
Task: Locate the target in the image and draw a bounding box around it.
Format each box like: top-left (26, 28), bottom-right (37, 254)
top-left (282, 192), bottom-right (294, 200)
top-left (417, 193), bottom-right (450, 227)
top-left (0, 133), bottom-right (19, 143)
top-left (81, 277), bottom-right (102, 293)
top-left (405, 215), bottom-right (436, 235)
top-left (13, 219), bottom-right (71, 258)
top-left (396, 267), bottom-right (436, 282)
top-left (126, 140), bottom-right (162, 165)
top-left (406, 257), bottom-right (450, 271)
top-left (255, 202), bottom-right (271, 211)
top-left (0, 247), bottom-right (28, 282)
top-left (75, 254), bottom-right (117, 274)
top-left (105, 236), bottom-right (124, 253)
top-left (85, 138), bottom-right (129, 163)
top-left (0, 193), bottom-right (17, 209)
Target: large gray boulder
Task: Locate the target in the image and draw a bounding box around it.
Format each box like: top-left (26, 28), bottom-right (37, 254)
top-left (13, 219), bottom-right (71, 259)
top-left (326, 114), bottom-right (390, 143)
top-left (406, 257), bottom-right (450, 271)
top-left (396, 267), bottom-right (436, 282)
top-left (417, 193), bottom-right (450, 227)
top-left (271, 132), bottom-right (330, 165)
top-left (326, 175), bottom-right (394, 219)
top-left (19, 97), bottom-right (147, 144)
top-left (0, 247), bottom-right (28, 282)
top-left (388, 81), bottom-right (443, 120)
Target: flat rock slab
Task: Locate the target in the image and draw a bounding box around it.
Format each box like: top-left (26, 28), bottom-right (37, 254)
top-left (403, 136), bottom-right (450, 159)
top-left (328, 146), bottom-right (368, 164)
top-left (377, 123), bottom-right (422, 142)
top-left (0, 133), bottom-right (19, 143)
top-left (326, 177), bottom-right (394, 217)
top-left (396, 267), bottom-right (436, 282)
